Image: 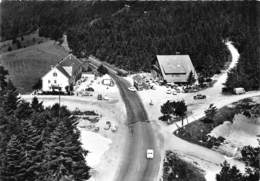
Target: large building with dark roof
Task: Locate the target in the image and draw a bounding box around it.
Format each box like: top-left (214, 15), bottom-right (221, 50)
top-left (153, 55), bottom-right (197, 83)
top-left (42, 54), bottom-right (85, 92)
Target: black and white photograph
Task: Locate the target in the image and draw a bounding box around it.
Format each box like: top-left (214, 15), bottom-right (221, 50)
top-left (0, 1), bottom-right (259, 181)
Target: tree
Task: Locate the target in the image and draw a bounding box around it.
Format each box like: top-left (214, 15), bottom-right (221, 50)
top-left (3, 80), bottom-right (20, 115)
top-left (0, 135), bottom-right (27, 181)
top-left (19, 121), bottom-right (44, 181)
top-left (43, 122), bottom-right (90, 180)
top-left (160, 100), bottom-right (174, 122)
top-left (0, 66), bottom-right (9, 91)
top-left (187, 71), bottom-right (196, 85)
top-left (97, 64), bottom-right (108, 75)
top-left (32, 78), bottom-right (42, 90)
top-left (216, 161), bottom-right (243, 181)
top-left (241, 145), bottom-right (260, 168)
top-left (204, 104), bottom-right (217, 123)
top-left (216, 161), bottom-right (259, 181)
top-left (31, 97), bottom-right (43, 112)
top-left (14, 100), bottom-right (33, 120)
top-left (173, 100), bottom-right (187, 126)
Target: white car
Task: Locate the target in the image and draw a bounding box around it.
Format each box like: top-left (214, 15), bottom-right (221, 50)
top-left (146, 149), bottom-right (154, 159)
top-left (128, 87), bottom-right (137, 92)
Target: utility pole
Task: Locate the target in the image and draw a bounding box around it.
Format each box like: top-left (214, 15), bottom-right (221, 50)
top-left (58, 87), bottom-right (61, 122)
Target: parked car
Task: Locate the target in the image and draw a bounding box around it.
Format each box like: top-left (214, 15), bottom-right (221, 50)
top-left (193, 94), bottom-right (206, 100)
top-left (146, 149), bottom-right (154, 159)
top-left (128, 87), bottom-right (137, 92)
top-left (97, 94), bottom-right (103, 100)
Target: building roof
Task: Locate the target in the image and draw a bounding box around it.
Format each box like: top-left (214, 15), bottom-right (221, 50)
top-left (59, 54), bottom-right (83, 70)
top-left (42, 54), bottom-right (83, 80)
top-left (156, 55), bottom-right (194, 74)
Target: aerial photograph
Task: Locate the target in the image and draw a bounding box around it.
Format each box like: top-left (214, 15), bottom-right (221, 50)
top-left (0, 1), bottom-right (259, 181)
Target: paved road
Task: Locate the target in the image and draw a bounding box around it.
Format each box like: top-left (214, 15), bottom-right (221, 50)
top-left (87, 57), bottom-right (161, 181)
top-left (110, 74), bottom-right (160, 181)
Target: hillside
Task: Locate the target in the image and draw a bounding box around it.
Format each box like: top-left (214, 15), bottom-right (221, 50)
top-left (1, 1), bottom-right (259, 91)
top-left (0, 40), bottom-right (68, 93)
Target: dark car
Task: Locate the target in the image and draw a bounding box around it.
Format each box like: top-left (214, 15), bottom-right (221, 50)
top-left (193, 94), bottom-right (206, 100)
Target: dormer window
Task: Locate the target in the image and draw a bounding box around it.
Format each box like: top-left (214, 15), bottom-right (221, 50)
top-left (53, 72), bottom-right (57, 77)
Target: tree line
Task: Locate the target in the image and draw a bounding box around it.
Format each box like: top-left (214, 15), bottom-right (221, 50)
top-left (0, 66), bottom-right (90, 181)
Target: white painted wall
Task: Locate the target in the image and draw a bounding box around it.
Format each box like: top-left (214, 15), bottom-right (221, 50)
top-left (42, 67), bottom-right (69, 92)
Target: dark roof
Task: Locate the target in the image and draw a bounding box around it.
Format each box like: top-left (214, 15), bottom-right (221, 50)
top-left (56, 54), bottom-right (83, 78)
top-left (56, 65), bottom-right (71, 78)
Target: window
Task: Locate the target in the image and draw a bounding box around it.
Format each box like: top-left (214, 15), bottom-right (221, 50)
top-left (48, 80), bottom-right (50, 84)
top-left (53, 72), bottom-right (57, 77)
top-left (54, 80), bottom-right (57, 84)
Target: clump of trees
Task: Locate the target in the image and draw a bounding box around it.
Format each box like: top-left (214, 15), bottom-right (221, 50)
top-left (160, 100), bottom-right (187, 126)
top-left (241, 145), bottom-right (260, 169)
top-left (97, 64), bottom-right (108, 75)
top-left (0, 66), bottom-right (90, 181)
top-left (203, 104), bottom-right (217, 123)
top-left (216, 161), bottom-right (259, 181)
top-left (163, 151), bottom-right (206, 181)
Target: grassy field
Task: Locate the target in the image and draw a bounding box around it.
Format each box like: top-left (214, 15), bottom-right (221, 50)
top-left (0, 40), bottom-right (68, 93)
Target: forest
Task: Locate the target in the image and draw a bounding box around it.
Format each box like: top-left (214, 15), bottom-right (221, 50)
top-left (0, 66), bottom-right (90, 180)
top-left (1, 1), bottom-right (259, 91)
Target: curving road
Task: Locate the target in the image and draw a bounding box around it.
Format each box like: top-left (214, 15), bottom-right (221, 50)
top-left (87, 59), bottom-right (161, 181)
top-left (110, 74), bottom-right (160, 181)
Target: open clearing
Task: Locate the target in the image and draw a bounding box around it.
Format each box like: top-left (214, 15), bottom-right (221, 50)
top-left (0, 40), bottom-right (68, 93)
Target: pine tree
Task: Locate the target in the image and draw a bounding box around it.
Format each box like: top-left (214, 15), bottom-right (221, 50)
top-left (31, 97), bottom-right (43, 112)
top-left (0, 66), bottom-right (8, 92)
top-left (43, 121), bottom-right (90, 180)
top-left (187, 71), bottom-right (196, 85)
top-left (15, 100), bottom-right (33, 120)
top-left (20, 121), bottom-right (44, 181)
top-left (0, 135), bottom-right (27, 181)
top-left (3, 80), bottom-right (20, 115)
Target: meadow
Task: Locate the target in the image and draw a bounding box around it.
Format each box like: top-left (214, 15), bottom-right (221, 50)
top-left (0, 40), bottom-right (68, 93)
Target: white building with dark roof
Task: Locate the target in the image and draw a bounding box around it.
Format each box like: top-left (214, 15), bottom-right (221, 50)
top-left (42, 54), bottom-right (84, 92)
top-left (153, 55), bottom-right (197, 83)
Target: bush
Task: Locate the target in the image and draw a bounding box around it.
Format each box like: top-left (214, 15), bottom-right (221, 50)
top-left (163, 151), bottom-right (206, 181)
top-left (97, 64), bottom-right (108, 75)
top-left (241, 145), bottom-right (260, 168)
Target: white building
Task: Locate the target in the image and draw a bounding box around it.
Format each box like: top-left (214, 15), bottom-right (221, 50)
top-left (42, 54), bottom-right (85, 92)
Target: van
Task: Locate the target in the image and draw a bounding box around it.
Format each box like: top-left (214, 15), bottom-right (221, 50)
top-left (233, 87), bottom-right (245, 95)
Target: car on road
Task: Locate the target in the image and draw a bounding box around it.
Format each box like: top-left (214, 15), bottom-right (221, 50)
top-left (193, 94), bottom-right (206, 100)
top-left (146, 149), bottom-right (154, 159)
top-left (128, 86), bottom-right (137, 92)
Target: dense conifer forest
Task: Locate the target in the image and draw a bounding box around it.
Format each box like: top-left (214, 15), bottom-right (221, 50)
top-left (1, 1), bottom-right (259, 90)
top-left (0, 66), bottom-right (90, 180)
